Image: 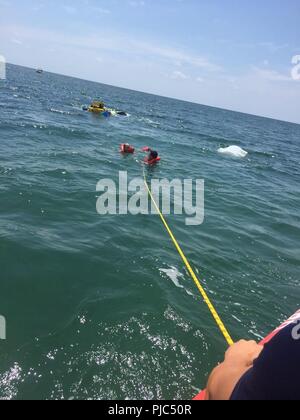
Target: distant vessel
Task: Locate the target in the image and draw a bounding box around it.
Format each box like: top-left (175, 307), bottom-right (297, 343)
top-left (36, 69), bottom-right (43, 74)
top-left (86, 100), bottom-right (127, 117)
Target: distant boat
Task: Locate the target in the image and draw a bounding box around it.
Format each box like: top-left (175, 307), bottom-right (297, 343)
top-left (36, 69), bottom-right (43, 74)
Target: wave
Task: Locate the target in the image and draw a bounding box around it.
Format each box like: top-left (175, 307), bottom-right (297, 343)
top-left (50, 108), bottom-right (72, 116)
top-left (138, 117), bottom-right (161, 127)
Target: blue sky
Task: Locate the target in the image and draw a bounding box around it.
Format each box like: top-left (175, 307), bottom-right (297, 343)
top-left (1, 0), bottom-right (300, 123)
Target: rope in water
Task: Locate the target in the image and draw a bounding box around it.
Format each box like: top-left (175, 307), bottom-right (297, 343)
top-left (143, 170), bottom-right (234, 347)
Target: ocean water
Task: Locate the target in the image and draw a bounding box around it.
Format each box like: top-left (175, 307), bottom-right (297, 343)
top-left (0, 64), bottom-right (299, 400)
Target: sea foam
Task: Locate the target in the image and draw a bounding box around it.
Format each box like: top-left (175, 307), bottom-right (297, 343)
top-left (159, 267), bottom-right (194, 297)
top-left (218, 145), bottom-right (248, 158)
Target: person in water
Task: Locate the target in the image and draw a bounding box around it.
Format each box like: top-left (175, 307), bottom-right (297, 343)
top-left (146, 148), bottom-right (158, 162)
top-left (121, 143), bottom-right (135, 154)
top-left (148, 150), bottom-right (158, 162)
top-left (205, 321), bottom-right (300, 400)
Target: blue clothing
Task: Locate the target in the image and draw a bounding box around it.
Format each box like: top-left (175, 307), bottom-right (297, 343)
top-left (231, 322), bottom-right (300, 400)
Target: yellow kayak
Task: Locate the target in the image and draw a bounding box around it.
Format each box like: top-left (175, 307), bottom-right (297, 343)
top-left (88, 101), bottom-right (105, 113)
top-left (88, 101), bottom-right (112, 117)
top-left (89, 107), bottom-right (105, 114)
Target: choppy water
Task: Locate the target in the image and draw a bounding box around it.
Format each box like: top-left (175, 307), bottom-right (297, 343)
top-left (0, 64), bottom-right (299, 400)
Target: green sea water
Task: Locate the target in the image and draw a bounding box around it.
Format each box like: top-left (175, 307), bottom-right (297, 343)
top-left (0, 64), bottom-right (299, 400)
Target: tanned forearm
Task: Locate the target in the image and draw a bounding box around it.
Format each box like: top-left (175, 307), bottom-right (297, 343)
top-left (205, 340), bottom-right (264, 401)
top-left (206, 362), bottom-right (252, 400)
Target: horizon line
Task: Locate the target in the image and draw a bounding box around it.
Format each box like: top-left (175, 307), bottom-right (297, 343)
top-left (6, 61), bottom-right (300, 127)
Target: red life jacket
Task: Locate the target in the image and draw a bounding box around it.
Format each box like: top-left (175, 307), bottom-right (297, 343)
top-left (144, 156), bottom-right (161, 165)
top-left (120, 144), bottom-right (135, 154)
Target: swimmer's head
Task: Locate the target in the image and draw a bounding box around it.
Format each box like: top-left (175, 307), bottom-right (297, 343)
top-left (149, 151), bottom-right (158, 160)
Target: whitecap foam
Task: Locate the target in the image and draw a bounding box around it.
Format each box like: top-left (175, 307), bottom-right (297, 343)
top-left (50, 108), bottom-right (71, 115)
top-left (159, 267), bottom-right (194, 297)
top-left (160, 267), bottom-right (184, 289)
top-left (218, 145), bottom-right (248, 158)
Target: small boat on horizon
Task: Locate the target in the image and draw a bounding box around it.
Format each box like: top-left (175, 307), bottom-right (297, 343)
top-left (36, 69), bottom-right (43, 74)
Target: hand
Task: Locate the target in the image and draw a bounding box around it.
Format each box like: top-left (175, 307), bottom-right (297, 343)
top-left (224, 340), bottom-right (263, 368)
top-left (206, 340), bottom-right (264, 400)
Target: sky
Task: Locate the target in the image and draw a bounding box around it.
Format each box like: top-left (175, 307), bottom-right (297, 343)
top-left (0, 0), bottom-right (300, 123)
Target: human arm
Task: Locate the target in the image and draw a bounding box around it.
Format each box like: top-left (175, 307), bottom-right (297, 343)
top-left (205, 340), bottom-right (263, 400)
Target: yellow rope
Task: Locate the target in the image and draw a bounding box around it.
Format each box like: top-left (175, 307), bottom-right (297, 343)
top-left (144, 172), bottom-right (234, 347)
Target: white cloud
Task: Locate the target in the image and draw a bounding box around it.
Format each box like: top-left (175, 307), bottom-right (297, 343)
top-left (258, 41), bottom-right (289, 53)
top-left (133, 41), bottom-right (221, 72)
top-left (171, 70), bottom-right (189, 80)
top-left (11, 38), bottom-right (23, 45)
top-left (253, 67), bottom-right (292, 82)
